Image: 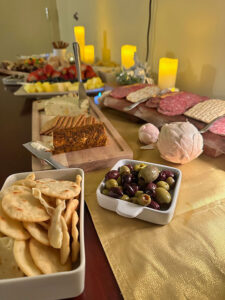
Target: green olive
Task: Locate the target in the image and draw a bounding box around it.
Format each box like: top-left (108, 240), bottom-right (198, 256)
top-left (105, 179), bottom-right (118, 189)
top-left (121, 194), bottom-right (130, 201)
top-left (166, 176), bottom-right (175, 188)
top-left (119, 165), bottom-right (130, 174)
top-left (102, 189), bottom-right (109, 196)
top-left (156, 181), bottom-right (170, 191)
top-left (137, 194), bottom-right (151, 206)
top-left (130, 197), bottom-right (139, 204)
top-left (117, 176), bottom-right (122, 185)
top-left (135, 190), bottom-right (143, 197)
top-left (155, 187), bottom-right (172, 204)
top-left (138, 165), bottom-right (160, 183)
top-left (133, 163), bottom-right (147, 172)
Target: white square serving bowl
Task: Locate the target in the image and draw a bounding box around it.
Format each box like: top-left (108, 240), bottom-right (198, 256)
top-left (0, 168), bottom-right (85, 300)
top-left (96, 159), bottom-right (182, 225)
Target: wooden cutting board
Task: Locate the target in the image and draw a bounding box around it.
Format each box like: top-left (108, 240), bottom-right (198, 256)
top-left (32, 100), bottom-right (133, 171)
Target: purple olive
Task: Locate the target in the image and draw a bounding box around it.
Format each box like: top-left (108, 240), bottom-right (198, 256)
top-left (130, 183), bottom-right (139, 194)
top-left (108, 187), bottom-right (123, 198)
top-left (158, 170), bottom-right (167, 181)
top-left (138, 178), bottom-right (146, 189)
top-left (121, 173), bottom-right (132, 185)
top-left (164, 170), bottom-right (175, 178)
top-left (131, 170), bottom-right (138, 183)
top-left (145, 182), bottom-right (157, 198)
top-left (148, 200), bottom-right (160, 210)
top-left (123, 183), bottom-right (135, 197)
top-left (125, 164), bottom-right (134, 172)
top-left (105, 170), bottom-right (120, 181)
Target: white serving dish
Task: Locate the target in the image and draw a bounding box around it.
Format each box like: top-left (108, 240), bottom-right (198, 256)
top-left (96, 159), bottom-right (182, 225)
top-left (0, 168), bottom-right (85, 300)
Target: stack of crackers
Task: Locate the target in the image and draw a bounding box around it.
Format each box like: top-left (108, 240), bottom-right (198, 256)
top-left (184, 99), bottom-right (225, 123)
top-left (0, 173), bottom-right (82, 278)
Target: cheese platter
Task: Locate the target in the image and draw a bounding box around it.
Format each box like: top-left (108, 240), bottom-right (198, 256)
top-left (31, 99), bottom-right (133, 171)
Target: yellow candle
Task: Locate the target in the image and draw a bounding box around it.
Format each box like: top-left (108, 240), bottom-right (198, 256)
top-left (158, 57), bottom-right (178, 89)
top-left (121, 45), bottom-right (137, 69)
top-left (74, 26), bottom-right (85, 61)
top-left (84, 45), bottom-right (95, 64)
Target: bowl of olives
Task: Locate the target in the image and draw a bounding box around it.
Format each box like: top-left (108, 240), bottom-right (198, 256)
top-left (96, 159), bottom-right (182, 225)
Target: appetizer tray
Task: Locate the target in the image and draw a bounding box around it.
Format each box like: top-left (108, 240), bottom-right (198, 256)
top-left (0, 168), bottom-right (85, 300)
top-left (32, 100), bottom-right (133, 171)
top-left (14, 86), bottom-right (104, 98)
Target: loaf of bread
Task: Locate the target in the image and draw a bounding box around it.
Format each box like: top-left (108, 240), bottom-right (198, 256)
top-left (52, 115), bottom-right (107, 154)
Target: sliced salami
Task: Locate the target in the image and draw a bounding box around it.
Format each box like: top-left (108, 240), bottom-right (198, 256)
top-left (145, 97), bottom-right (161, 108)
top-left (158, 92), bottom-right (208, 116)
top-left (110, 84), bottom-right (151, 99)
top-left (209, 117), bottom-right (225, 136)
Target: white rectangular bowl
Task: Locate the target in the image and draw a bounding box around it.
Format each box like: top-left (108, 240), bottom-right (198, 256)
top-left (0, 168), bottom-right (85, 300)
top-left (96, 159), bottom-right (182, 225)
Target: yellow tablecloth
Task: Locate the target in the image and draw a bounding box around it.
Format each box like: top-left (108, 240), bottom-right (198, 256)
top-left (85, 107), bottom-right (225, 300)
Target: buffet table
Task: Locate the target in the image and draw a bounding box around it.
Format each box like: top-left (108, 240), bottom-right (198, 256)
top-left (0, 78), bottom-right (225, 299)
top-left (0, 79), bottom-right (122, 300)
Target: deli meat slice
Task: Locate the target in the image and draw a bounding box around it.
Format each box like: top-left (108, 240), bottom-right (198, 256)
top-left (209, 117), bottom-right (225, 136)
top-left (145, 97), bottom-right (161, 108)
top-left (110, 84), bottom-right (151, 99)
top-left (158, 92), bottom-right (208, 116)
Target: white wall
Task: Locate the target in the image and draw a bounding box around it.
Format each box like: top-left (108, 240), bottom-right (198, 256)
top-left (58, 0), bottom-right (225, 98)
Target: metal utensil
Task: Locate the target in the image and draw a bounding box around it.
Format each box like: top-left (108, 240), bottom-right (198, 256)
top-left (199, 114), bottom-right (225, 133)
top-left (23, 142), bottom-right (65, 169)
top-left (72, 42), bottom-right (87, 107)
top-left (123, 97), bottom-right (150, 111)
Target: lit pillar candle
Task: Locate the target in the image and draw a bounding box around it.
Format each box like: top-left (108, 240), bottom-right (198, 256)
top-left (121, 45), bottom-right (137, 69)
top-left (158, 57), bottom-right (178, 89)
top-left (84, 45), bottom-right (95, 64)
top-left (102, 30), bottom-right (111, 62)
top-left (74, 26), bottom-right (85, 61)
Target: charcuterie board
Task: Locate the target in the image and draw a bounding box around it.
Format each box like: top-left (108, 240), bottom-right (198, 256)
top-left (31, 99), bottom-right (133, 171)
top-left (103, 95), bottom-right (225, 158)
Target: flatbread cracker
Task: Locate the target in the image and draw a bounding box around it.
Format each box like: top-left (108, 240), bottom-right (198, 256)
top-left (23, 222), bottom-right (50, 246)
top-left (29, 238), bottom-right (72, 274)
top-left (184, 99), bottom-right (225, 123)
top-left (0, 202), bottom-right (30, 240)
top-left (60, 216), bottom-right (70, 265)
top-left (32, 188), bottom-right (54, 216)
top-left (48, 200), bottom-right (65, 249)
top-left (71, 211), bottom-right (79, 263)
top-left (35, 178), bottom-right (81, 200)
top-left (13, 240), bottom-right (42, 277)
top-left (63, 199), bottom-right (79, 228)
top-left (0, 237), bottom-right (24, 279)
top-left (126, 86), bottom-right (160, 103)
top-left (2, 188), bottom-right (50, 222)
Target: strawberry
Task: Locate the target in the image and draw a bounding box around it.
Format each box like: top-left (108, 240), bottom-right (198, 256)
top-left (68, 65), bottom-right (76, 77)
top-left (27, 72), bottom-right (39, 82)
top-left (44, 64), bottom-right (54, 77)
top-left (36, 68), bottom-right (44, 77)
top-left (62, 74), bottom-right (69, 81)
top-left (39, 75), bottom-right (47, 81)
top-left (51, 71), bottom-right (61, 78)
top-left (61, 67), bottom-right (68, 75)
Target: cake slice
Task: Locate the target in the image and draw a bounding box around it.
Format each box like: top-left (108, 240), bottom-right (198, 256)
top-left (52, 115), bottom-right (107, 154)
